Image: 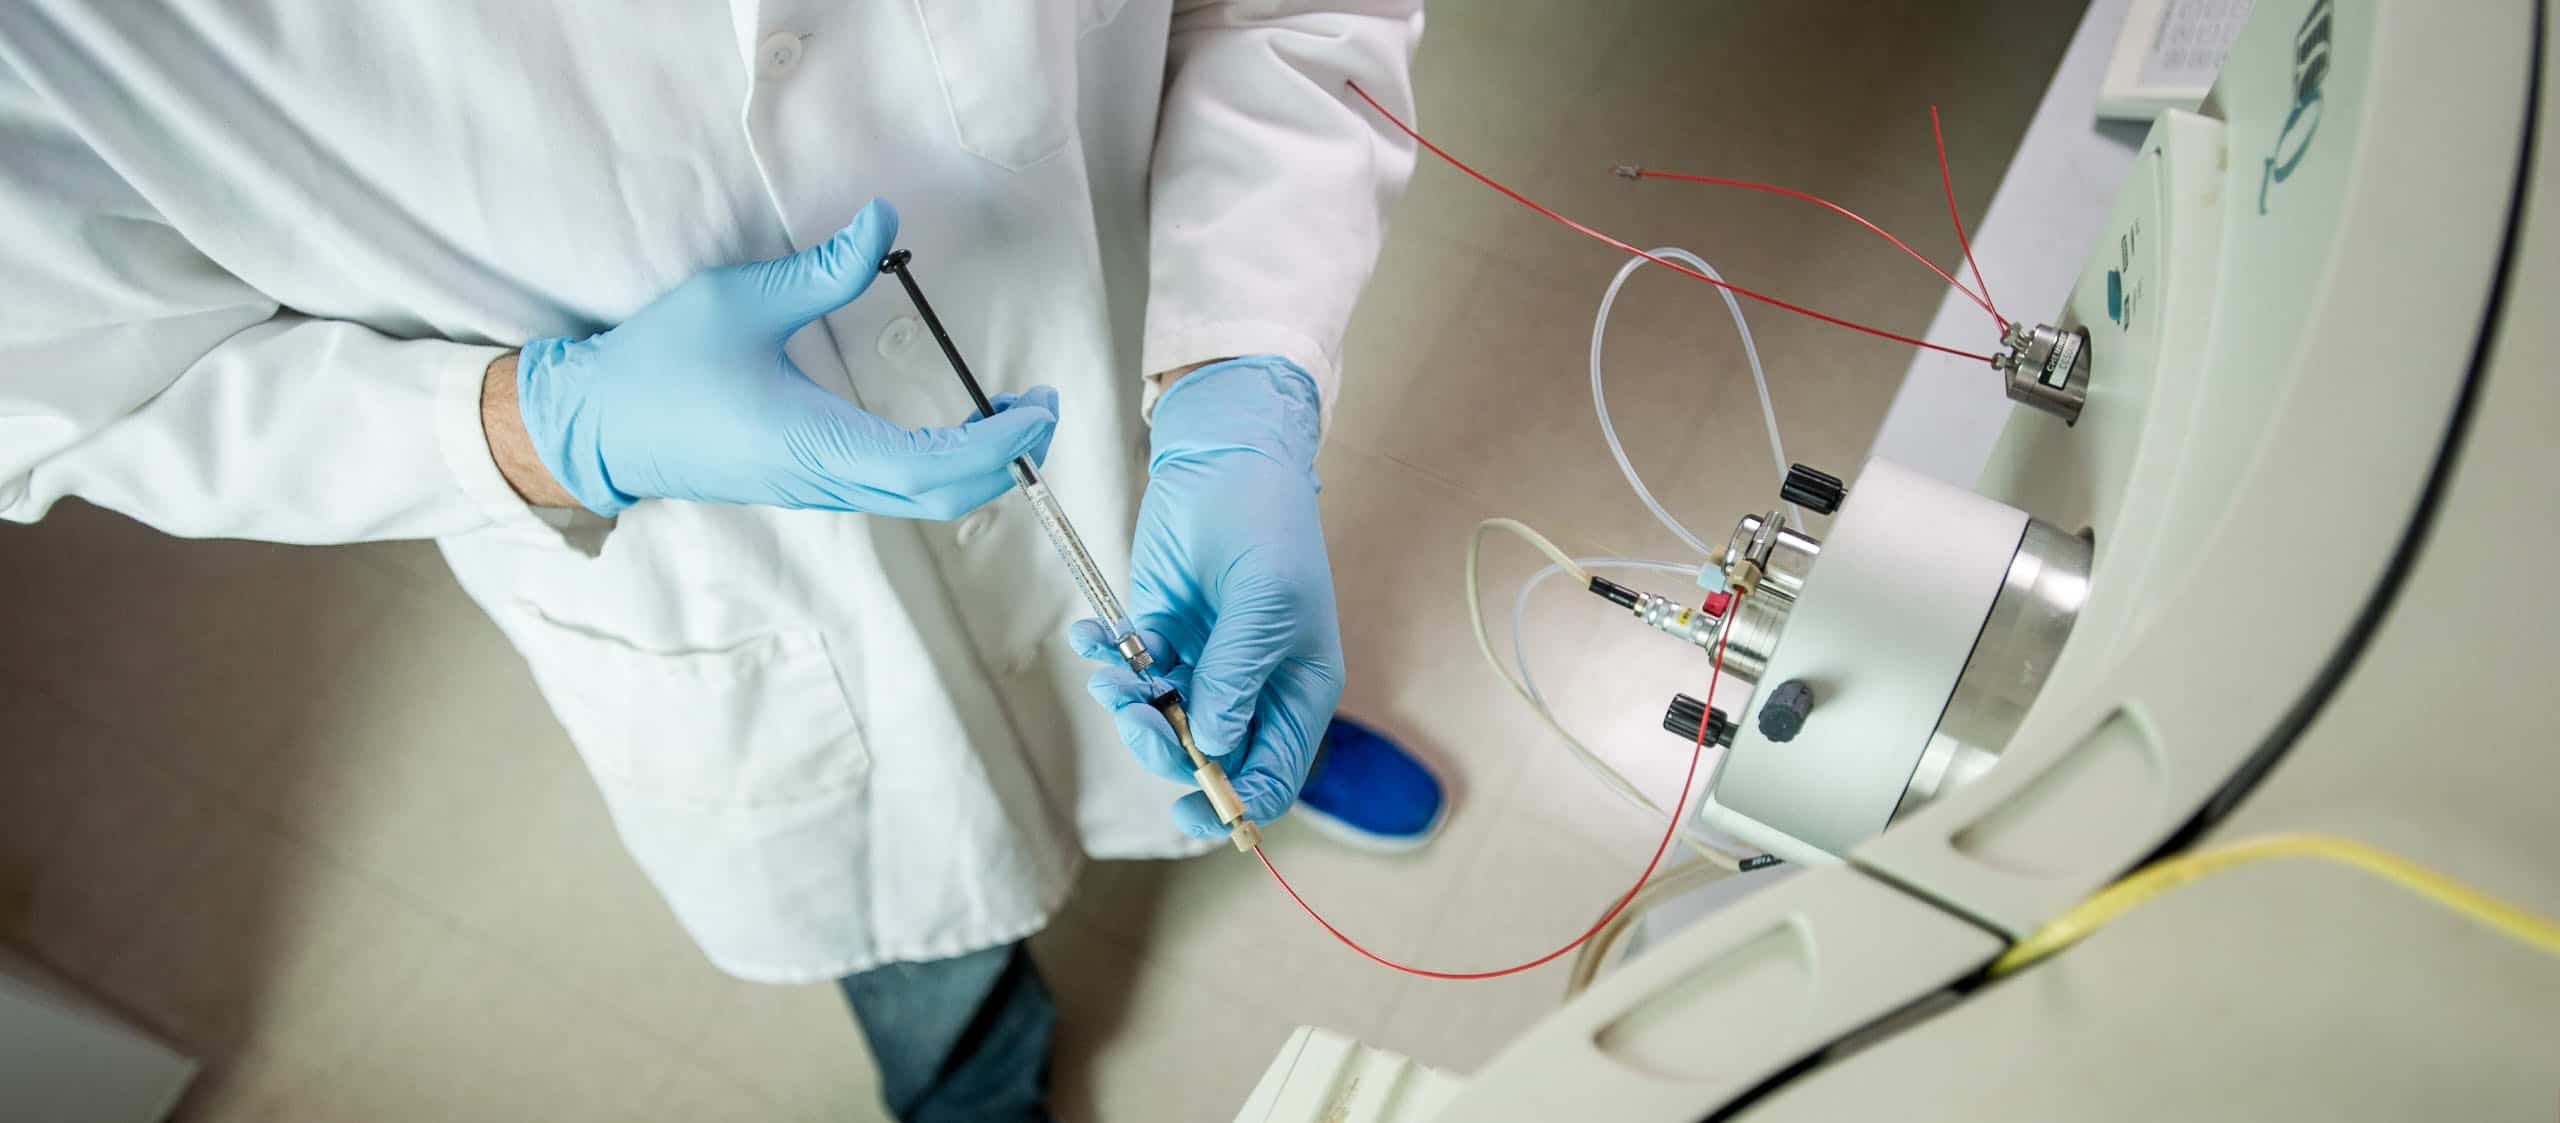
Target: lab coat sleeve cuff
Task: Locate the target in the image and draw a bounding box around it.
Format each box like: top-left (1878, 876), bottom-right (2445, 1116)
top-left (1142, 320), bottom-right (1339, 436)
top-left (433, 345), bottom-right (573, 544)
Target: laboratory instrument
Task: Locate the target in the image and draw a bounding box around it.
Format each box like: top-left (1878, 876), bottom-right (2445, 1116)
top-left (878, 250), bottom-right (1261, 852)
top-left (1240, 0), bottom-right (2560, 1116)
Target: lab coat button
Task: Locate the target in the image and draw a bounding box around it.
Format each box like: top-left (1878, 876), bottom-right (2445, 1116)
top-left (877, 316), bottom-right (922, 359)
top-left (757, 32), bottom-right (804, 79)
top-left (954, 509), bottom-right (995, 547)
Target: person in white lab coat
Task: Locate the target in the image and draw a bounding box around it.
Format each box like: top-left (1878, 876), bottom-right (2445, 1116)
top-left (0, 2), bottom-right (1441, 1118)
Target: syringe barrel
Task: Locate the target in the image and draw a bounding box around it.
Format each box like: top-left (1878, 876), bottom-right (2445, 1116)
top-left (1015, 475), bottom-right (1148, 671)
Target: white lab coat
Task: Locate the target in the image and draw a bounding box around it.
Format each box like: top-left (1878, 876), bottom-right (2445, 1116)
top-left (0, 1), bottom-right (1418, 982)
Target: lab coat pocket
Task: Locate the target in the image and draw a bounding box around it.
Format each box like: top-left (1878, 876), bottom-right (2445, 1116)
top-left (509, 607), bottom-right (869, 808)
top-left (911, 0), bottom-right (1079, 170)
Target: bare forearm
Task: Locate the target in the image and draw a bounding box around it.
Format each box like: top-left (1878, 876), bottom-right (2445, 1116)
top-left (480, 350), bottom-right (578, 508)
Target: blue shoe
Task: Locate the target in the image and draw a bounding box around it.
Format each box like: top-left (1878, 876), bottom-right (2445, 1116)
top-left (1294, 714), bottom-right (1450, 853)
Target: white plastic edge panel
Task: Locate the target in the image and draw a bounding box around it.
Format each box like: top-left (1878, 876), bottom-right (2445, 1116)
top-left (1425, 864), bottom-right (2002, 1123)
top-left (1851, 0), bottom-right (2536, 938)
top-left (1871, 0), bottom-right (2143, 492)
top-left (1719, 29), bottom-right (2560, 1109)
top-left (1742, 860), bottom-right (2560, 1121)
top-left (0, 948), bottom-right (196, 1123)
top-left (1235, 1026), bottom-right (1464, 1123)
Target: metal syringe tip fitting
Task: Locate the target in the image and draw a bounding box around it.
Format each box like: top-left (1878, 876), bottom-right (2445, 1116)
top-left (878, 249), bottom-right (911, 275)
top-left (1143, 689), bottom-right (1262, 852)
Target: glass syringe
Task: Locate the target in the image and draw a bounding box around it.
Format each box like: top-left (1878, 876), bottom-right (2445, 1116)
top-left (878, 250), bottom-right (1262, 852)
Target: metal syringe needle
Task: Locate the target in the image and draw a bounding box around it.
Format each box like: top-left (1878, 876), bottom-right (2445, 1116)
top-left (877, 250), bottom-right (1261, 852)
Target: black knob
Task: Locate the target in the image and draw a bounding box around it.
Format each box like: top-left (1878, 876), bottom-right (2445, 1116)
top-left (1781, 463), bottom-right (1846, 516)
top-left (1758, 680), bottom-right (1816, 742)
top-left (1663, 693), bottom-right (1735, 747)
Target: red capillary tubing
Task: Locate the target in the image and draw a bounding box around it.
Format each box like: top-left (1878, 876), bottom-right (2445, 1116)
top-left (1343, 79), bottom-right (1998, 365)
top-left (1256, 600), bottom-right (1737, 981)
top-left (1931, 105), bottom-right (2006, 328)
top-left (1617, 167), bottom-right (2007, 333)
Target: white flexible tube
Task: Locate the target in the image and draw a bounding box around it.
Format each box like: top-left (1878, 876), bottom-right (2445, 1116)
top-left (1564, 857), bottom-right (1730, 996)
top-left (1592, 246), bottom-right (1804, 548)
top-left (1458, 247), bottom-right (1802, 882)
top-left (1465, 519), bottom-right (1749, 871)
top-left (1477, 517), bottom-right (1588, 585)
top-left (1512, 558), bottom-right (1693, 714)
top-left (1515, 559), bottom-right (1757, 859)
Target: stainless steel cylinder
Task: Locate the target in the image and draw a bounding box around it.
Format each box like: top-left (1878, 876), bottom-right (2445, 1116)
top-left (1997, 321), bottom-right (2092, 424)
top-left (1890, 517), bottom-right (2093, 820)
top-left (1725, 514), bottom-right (1823, 603)
top-left (1710, 515), bottom-right (1820, 686)
top-left (1708, 585), bottom-right (1793, 688)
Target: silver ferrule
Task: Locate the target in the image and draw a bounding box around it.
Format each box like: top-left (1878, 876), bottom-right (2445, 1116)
top-left (1634, 592), bottom-right (1720, 649)
top-left (1993, 321), bottom-right (2091, 423)
top-left (1115, 632), bottom-right (1153, 674)
top-left (1726, 514), bottom-right (1823, 603)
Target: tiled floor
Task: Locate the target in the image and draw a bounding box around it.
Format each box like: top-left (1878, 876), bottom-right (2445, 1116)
top-left (0, 3), bottom-right (2074, 1120)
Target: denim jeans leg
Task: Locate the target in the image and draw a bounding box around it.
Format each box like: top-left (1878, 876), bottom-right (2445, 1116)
top-left (838, 939), bottom-right (1055, 1122)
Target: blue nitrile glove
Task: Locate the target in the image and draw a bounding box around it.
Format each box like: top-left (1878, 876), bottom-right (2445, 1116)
top-left (1069, 356), bottom-right (1343, 838)
top-left (515, 198), bottom-right (1057, 518)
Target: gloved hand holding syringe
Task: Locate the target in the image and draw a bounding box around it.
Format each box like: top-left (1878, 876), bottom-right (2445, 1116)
top-left (878, 250), bottom-right (1263, 853)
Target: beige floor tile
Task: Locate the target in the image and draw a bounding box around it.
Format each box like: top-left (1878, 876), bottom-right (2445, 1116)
top-left (256, 575), bottom-right (738, 1049)
top-left (0, 502), bottom-right (401, 799)
top-left (335, 537), bottom-right (464, 596)
top-left (275, 933), bottom-right (688, 1123)
top-left (0, 696), bottom-right (226, 985)
top-left (88, 815), bottom-right (427, 1058)
top-left (684, 976), bottom-right (887, 1121)
top-left (1033, 914), bottom-right (1310, 1123)
top-left (1051, 814), bottom-right (1438, 1040)
top-left (1350, 254), bottom-right (1765, 559)
top-left (1353, 0), bottom-right (2078, 565)
top-left (248, 572), bottom-right (563, 867)
top-left (1387, 1), bottom-right (1645, 266)
top-left (642, 1059), bottom-right (801, 1123)
top-left (166, 909), bottom-right (451, 1122)
top-left (445, 804), bottom-right (739, 1053)
top-left (1331, 229), bottom-right (1498, 458)
top-left (1315, 448), bottom-right (1574, 806)
top-left (0, 689), bottom-right (96, 864)
top-left (1364, 811), bottom-right (1644, 1074)
top-left (1480, 573), bottom-right (1740, 859)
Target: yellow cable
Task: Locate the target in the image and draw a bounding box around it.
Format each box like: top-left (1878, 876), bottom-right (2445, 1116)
top-left (1987, 832), bottom-right (2560, 978)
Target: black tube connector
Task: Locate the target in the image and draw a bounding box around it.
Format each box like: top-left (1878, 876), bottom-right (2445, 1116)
top-left (1587, 574), bottom-right (1641, 610)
